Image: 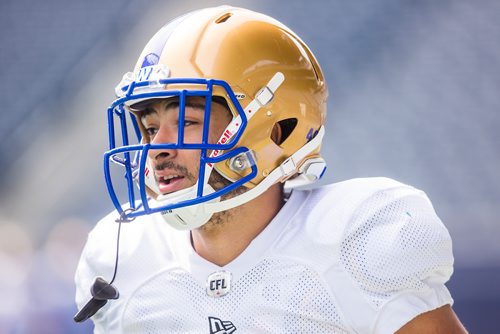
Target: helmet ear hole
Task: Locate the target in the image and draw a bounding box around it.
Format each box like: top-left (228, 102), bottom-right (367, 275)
top-left (272, 118), bottom-right (297, 146)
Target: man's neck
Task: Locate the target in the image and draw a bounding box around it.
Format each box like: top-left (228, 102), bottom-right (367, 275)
top-left (190, 183), bottom-right (284, 267)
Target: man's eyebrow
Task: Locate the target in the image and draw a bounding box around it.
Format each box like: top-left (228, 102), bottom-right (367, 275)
top-left (166, 100), bottom-right (207, 111)
top-left (140, 100), bottom-right (207, 120)
top-left (140, 107), bottom-right (157, 119)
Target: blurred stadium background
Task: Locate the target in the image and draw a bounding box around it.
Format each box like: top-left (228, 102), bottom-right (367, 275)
top-left (0, 0), bottom-right (498, 332)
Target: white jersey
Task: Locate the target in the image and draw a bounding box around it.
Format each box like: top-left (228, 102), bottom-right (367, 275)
top-left (75, 177), bottom-right (454, 333)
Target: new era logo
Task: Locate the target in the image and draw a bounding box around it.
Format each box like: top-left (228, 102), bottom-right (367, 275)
top-left (208, 316), bottom-right (236, 334)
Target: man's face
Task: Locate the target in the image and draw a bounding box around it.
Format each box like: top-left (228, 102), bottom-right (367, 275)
top-left (139, 97), bottom-right (232, 195)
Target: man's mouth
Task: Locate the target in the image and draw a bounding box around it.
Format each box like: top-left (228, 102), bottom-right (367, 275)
top-left (160, 174), bottom-right (183, 184)
top-left (157, 174), bottom-right (185, 194)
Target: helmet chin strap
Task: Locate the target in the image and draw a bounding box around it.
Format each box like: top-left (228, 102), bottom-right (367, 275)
top-left (156, 126), bottom-right (325, 230)
top-left (154, 183), bottom-right (220, 230)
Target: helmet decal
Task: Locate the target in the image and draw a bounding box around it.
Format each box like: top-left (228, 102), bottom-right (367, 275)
top-left (141, 53), bottom-right (160, 67)
top-left (136, 9), bottom-right (200, 69)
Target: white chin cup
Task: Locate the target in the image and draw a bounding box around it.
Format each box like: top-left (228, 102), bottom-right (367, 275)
top-left (154, 184), bottom-right (219, 230)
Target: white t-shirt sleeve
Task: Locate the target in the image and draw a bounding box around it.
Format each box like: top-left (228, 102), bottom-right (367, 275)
top-left (339, 184), bottom-right (454, 333)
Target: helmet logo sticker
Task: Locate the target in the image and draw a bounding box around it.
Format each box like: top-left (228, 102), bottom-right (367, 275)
top-left (136, 66), bottom-right (155, 82)
top-left (207, 128), bottom-right (235, 167)
top-left (233, 92), bottom-right (246, 100)
top-left (141, 52), bottom-right (160, 67)
top-left (306, 128), bottom-right (319, 142)
top-left (135, 64), bottom-right (171, 83)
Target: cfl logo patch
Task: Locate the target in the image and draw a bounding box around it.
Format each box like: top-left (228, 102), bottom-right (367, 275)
top-left (206, 271), bottom-right (232, 298)
top-left (210, 278), bottom-right (227, 291)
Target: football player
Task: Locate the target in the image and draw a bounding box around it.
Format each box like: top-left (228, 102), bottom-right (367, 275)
top-left (74, 6), bottom-right (467, 333)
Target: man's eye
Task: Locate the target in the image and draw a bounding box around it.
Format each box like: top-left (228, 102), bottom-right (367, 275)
top-left (145, 127), bottom-right (158, 137)
top-left (182, 120), bottom-right (197, 127)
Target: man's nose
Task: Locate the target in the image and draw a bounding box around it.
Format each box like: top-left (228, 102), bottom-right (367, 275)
top-left (149, 127), bottom-right (178, 160)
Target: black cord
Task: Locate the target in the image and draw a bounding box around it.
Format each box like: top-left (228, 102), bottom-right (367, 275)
top-left (74, 208), bottom-right (136, 323)
top-left (110, 208), bottom-right (136, 284)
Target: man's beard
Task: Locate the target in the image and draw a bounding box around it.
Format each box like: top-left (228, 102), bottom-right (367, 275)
top-left (204, 168), bottom-right (249, 228)
top-left (153, 158), bottom-right (248, 228)
top-left (154, 160), bottom-right (246, 197)
top-left (208, 169), bottom-right (248, 199)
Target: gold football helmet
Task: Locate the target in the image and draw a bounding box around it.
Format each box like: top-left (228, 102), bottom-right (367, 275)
top-left (106, 6), bottom-right (328, 229)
